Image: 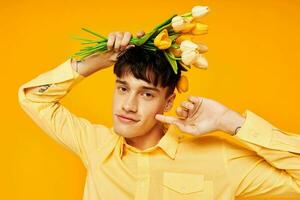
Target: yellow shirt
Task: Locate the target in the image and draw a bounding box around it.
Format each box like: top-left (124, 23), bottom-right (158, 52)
top-left (18, 59), bottom-right (300, 200)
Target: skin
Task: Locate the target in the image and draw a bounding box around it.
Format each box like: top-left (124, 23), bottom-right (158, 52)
top-left (71, 30), bottom-right (246, 150)
top-left (112, 74), bottom-right (176, 149)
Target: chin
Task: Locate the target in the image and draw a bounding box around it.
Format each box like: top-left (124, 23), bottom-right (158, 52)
top-left (113, 123), bottom-right (142, 138)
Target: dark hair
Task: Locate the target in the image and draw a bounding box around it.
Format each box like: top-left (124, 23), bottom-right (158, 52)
top-left (114, 46), bottom-right (184, 97)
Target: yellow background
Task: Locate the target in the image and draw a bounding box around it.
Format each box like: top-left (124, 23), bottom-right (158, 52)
top-left (2, 0), bottom-right (300, 199)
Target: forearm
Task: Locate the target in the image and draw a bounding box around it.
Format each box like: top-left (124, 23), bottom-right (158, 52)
top-left (19, 59), bottom-right (84, 105)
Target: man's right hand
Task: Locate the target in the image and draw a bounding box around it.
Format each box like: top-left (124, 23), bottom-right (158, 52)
top-left (72, 30), bottom-right (145, 77)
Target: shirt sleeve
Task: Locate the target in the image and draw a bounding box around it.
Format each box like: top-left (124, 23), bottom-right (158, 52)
top-left (18, 58), bottom-right (111, 168)
top-left (223, 109), bottom-right (300, 199)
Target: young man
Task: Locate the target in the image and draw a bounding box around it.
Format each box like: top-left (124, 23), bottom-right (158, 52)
top-left (18, 31), bottom-right (300, 200)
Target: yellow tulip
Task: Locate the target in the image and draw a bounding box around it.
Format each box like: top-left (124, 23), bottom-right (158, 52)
top-left (180, 23), bottom-right (196, 33)
top-left (176, 75), bottom-right (189, 93)
top-left (154, 29), bottom-right (172, 50)
top-left (175, 34), bottom-right (203, 44)
top-left (184, 16), bottom-right (194, 23)
top-left (191, 23), bottom-right (208, 35)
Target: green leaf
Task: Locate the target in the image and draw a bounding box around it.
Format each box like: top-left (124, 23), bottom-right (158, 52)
top-left (132, 29), bottom-right (157, 46)
top-left (163, 51), bottom-right (178, 74)
top-left (71, 35), bottom-right (94, 41)
top-left (168, 53), bottom-right (181, 60)
top-left (181, 12), bottom-right (192, 17)
top-left (81, 39), bottom-right (105, 44)
top-left (81, 27), bottom-right (107, 39)
top-left (169, 33), bottom-right (180, 41)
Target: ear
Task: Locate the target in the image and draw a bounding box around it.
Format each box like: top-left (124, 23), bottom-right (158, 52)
top-left (164, 93), bottom-right (176, 112)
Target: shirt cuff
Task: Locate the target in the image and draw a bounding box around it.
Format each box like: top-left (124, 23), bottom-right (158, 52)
top-left (234, 110), bottom-right (275, 148)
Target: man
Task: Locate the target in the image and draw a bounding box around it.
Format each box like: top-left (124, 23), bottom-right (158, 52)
top-left (18, 30), bottom-right (300, 200)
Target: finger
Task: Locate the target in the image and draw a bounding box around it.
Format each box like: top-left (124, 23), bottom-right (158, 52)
top-left (120, 32), bottom-right (132, 51)
top-left (176, 107), bottom-right (188, 119)
top-left (180, 101), bottom-right (194, 111)
top-left (136, 30), bottom-right (145, 38)
top-left (114, 32), bottom-right (123, 52)
top-left (125, 44), bottom-right (135, 50)
top-left (155, 114), bottom-right (179, 125)
top-left (187, 96), bottom-right (203, 117)
top-left (188, 96), bottom-right (201, 104)
top-left (107, 32), bottom-right (116, 50)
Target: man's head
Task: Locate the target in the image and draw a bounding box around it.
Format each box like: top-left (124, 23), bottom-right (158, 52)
top-left (112, 46), bottom-right (182, 138)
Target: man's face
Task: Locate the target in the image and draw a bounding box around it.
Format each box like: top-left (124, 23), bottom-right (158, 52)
top-left (112, 73), bottom-right (174, 138)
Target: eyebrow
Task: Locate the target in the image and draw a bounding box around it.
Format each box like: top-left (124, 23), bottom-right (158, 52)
top-left (116, 79), bottom-right (160, 93)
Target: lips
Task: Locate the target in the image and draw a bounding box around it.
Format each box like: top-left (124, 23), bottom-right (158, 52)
top-left (116, 114), bottom-right (140, 123)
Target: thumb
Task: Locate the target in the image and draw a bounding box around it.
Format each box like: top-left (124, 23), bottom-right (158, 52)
top-left (155, 114), bottom-right (178, 125)
top-left (136, 30), bottom-right (145, 38)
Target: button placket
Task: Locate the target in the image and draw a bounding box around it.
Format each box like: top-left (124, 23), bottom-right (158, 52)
top-left (135, 153), bottom-right (150, 200)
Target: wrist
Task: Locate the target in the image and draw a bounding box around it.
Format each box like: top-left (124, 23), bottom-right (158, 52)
top-left (218, 109), bottom-right (246, 135)
top-left (71, 52), bottom-right (114, 77)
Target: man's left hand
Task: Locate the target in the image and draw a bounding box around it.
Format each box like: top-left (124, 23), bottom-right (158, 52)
top-left (155, 96), bottom-right (246, 136)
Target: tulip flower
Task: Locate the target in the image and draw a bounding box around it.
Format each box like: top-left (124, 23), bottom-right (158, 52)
top-left (180, 40), bottom-right (199, 52)
top-left (181, 50), bottom-right (198, 65)
top-left (175, 34), bottom-right (203, 45)
top-left (181, 50), bottom-right (208, 69)
top-left (192, 54), bottom-right (208, 69)
top-left (171, 16), bottom-right (185, 32)
top-left (180, 23), bottom-right (196, 33)
top-left (176, 75), bottom-right (189, 93)
top-left (192, 6), bottom-right (209, 19)
top-left (191, 23), bottom-right (208, 35)
top-left (154, 29), bottom-right (172, 50)
top-left (179, 40), bottom-right (208, 69)
top-left (183, 16), bottom-right (194, 23)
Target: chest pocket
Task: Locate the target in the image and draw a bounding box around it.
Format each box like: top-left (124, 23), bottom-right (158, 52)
top-left (163, 172), bottom-right (214, 200)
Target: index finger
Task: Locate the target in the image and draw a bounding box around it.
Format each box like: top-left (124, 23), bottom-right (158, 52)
top-left (120, 32), bottom-right (132, 51)
top-left (155, 114), bottom-right (178, 124)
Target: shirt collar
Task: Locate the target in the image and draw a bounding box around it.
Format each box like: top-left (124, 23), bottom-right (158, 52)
top-left (118, 124), bottom-right (180, 160)
top-left (156, 124), bottom-right (180, 159)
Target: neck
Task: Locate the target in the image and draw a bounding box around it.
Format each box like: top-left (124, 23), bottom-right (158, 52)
top-left (125, 123), bottom-right (165, 150)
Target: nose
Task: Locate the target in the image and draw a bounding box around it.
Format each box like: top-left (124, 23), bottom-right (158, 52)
top-left (122, 93), bottom-right (138, 113)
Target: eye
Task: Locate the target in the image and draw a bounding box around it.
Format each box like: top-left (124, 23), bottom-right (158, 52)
top-left (142, 92), bottom-right (154, 99)
top-left (117, 86), bottom-right (127, 93)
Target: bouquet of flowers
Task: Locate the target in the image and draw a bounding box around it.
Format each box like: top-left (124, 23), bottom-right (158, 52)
top-left (70, 5), bottom-right (209, 93)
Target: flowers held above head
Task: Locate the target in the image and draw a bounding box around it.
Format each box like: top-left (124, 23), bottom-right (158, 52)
top-left (71, 5), bottom-right (210, 94)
